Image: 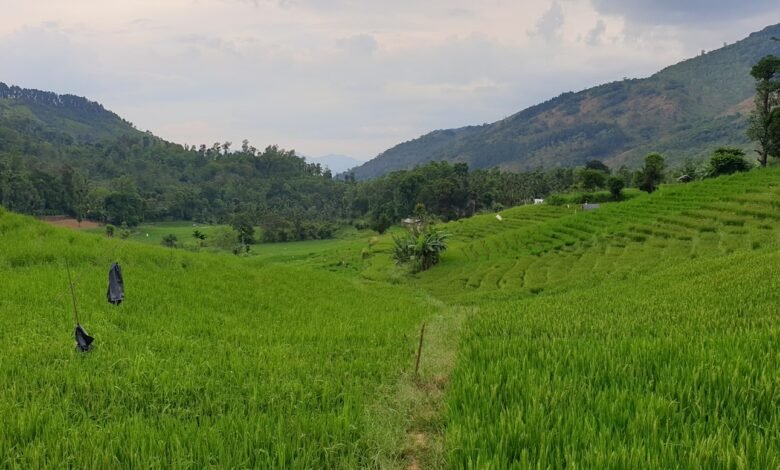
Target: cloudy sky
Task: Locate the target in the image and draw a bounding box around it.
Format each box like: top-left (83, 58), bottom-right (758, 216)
top-left (1, 1), bottom-right (779, 160)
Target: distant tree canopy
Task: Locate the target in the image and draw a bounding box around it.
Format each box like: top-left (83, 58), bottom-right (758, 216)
top-left (747, 55), bottom-right (780, 167)
top-left (584, 160), bottom-right (611, 173)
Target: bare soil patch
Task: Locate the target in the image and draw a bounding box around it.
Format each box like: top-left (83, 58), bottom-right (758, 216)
top-left (39, 216), bottom-right (101, 230)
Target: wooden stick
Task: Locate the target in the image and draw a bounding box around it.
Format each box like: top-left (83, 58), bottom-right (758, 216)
top-left (65, 259), bottom-right (80, 325)
top-left (415, 322), bottom-right (426, 376)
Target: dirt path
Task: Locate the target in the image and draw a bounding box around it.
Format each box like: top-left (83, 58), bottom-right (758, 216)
top-left (368, 304), bottom-right (474, 469)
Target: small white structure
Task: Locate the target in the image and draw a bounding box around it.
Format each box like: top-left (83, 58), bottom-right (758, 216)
top-left (401, 218), bottom-right (423, 230)
top-left (533, 199), bottom-right (545, 205)
top-left (582, 203), bottom-right (601, 211)
top-left (496, 214), bottom-right (503, 221)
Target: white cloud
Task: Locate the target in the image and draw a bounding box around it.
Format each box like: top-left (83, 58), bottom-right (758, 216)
top-left (0, 0), bottom-right (777, 159)
top-left (530, 1), bottom-right (565, 42)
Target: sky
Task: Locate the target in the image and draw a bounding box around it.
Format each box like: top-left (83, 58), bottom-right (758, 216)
top-left (1, 1), bottom-right (779, 161)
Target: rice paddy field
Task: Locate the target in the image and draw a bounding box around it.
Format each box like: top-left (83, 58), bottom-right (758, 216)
top-left (2, 167), bottom-right (780, 467)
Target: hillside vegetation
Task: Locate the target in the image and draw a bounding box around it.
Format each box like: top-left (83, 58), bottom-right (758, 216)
top-left (352, 24), bottom-right (780, 179)
top-left (0, 83), bottom-right (138, 144)
top-left (1, 168), bottom-right (779, 467)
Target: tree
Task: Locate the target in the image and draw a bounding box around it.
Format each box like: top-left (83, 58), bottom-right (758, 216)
top-left (578, 169), bottom-right (607, 191)
top-left (607, 176), bottom-right (624, 200)
top-left (636, 153), bottom-right (665, 193)
top-left (193, 229), bottom-right (207, 246)
top-left (747, 55), bottom-right (780, 167)
top-left (707, 147), bottom-right (751, 177)
top-left (230, 212), bottom-right (256, 245)
top-left (369, 209), bottom-right (393, 234)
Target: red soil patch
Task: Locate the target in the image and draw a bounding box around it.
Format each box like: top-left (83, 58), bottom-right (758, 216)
top-left (39, 216), bottom-right (101, 230)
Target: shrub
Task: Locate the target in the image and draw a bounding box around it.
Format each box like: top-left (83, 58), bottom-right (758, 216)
top-left (210, 226), bottom-right (241, 252)
top-left (707, 147), bottom-right (751, 177)
top-left (607, 176), bottom-right (625, 200)
top-left (161, 234), bottom-right (178, 248)
top-left (392, 227), bottom-right (450, 273)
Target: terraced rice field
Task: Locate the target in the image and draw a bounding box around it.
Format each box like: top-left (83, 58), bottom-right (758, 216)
top-left (2, 168), bottom-right (779, 467)
top-left (421, 169), bottom-right (780, 303)
top-left (0, 210), bottom-right (437, 468)
top-left (434, 168), bottom-right (780, 467)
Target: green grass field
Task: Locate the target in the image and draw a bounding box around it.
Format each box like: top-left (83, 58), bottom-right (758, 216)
top-left (0, 213), bottom-right (439, 468)
top-left (85, 222), bottom-right (225, 248)
top-left (2, 168), bottom-right (780, 467)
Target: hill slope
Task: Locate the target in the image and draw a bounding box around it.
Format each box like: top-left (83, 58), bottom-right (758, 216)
top-left (0, 208), bottom-right (436, 467)
top-left (0, 82), bottom-right (139, 146)
top-left (353, 23), bottom-right (780, 179)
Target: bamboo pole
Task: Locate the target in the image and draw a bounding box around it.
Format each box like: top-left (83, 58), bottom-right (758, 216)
top-left (65, 259), bottom-right (80, 325)
top-left (415, 322), bottom-right (426, 376)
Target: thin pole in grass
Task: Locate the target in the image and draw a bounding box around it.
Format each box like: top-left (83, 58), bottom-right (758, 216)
top-left (415, 322), bottom-right (426, 376)
top-left (65, 259), bottom-right (80, 325)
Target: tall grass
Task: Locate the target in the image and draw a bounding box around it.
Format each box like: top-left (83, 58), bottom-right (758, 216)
top-left (447, 250), bottom-right (780, 467)
top-left (0, 211), bottom-right (436, 467)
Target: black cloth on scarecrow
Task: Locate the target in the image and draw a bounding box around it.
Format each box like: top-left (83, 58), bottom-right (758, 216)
top-left (107, 262), bottom-right (124, 305)
top-left (75, 324), bottom-right (94, 351)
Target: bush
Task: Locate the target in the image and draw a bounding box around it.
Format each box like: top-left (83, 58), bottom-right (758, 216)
top-left (161, 234), bottom-right (178, 248)
top-left (607, 177), bottom-right (625, 201)
top-left (707, 147), bottom-right (751, 177)
top-left (210, 226), bottom-right (241, 252)
top-left (392, 227), bottom-right (450, 273)
top-left (369, 213), bottom-right (393, 234)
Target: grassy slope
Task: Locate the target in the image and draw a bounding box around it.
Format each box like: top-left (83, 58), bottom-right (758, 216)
top-left (426, 169), bottom-right (780, 467)
top-left (2, 169), bottom-right (779, 467)
top-left (419, 169), bottom-right (780, 303)
top-left (0, 211), bottom-right (437, 468)
top-left (448, 249), bottom-right (780, 467)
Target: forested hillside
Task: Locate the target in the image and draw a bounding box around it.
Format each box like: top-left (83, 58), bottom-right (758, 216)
top-left (352, 23), bottom-right (780, 179)
top-left (0, 83), bottom-right (646, 239)
top-left (0, 82), bottom-right (138, 143)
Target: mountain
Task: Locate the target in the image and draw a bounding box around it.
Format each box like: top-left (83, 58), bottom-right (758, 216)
top-left (308, 154), bottom-right (364, 174)
top-left (0, 82), bottom-right (349, 230)
top-left (0, 82), bottom-right (140, 145)
top-left (353, 23), bottom-right (780, 180)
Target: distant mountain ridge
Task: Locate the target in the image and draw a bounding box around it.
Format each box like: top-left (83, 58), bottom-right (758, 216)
top-left (352, 23), bottom-right (780, 179)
